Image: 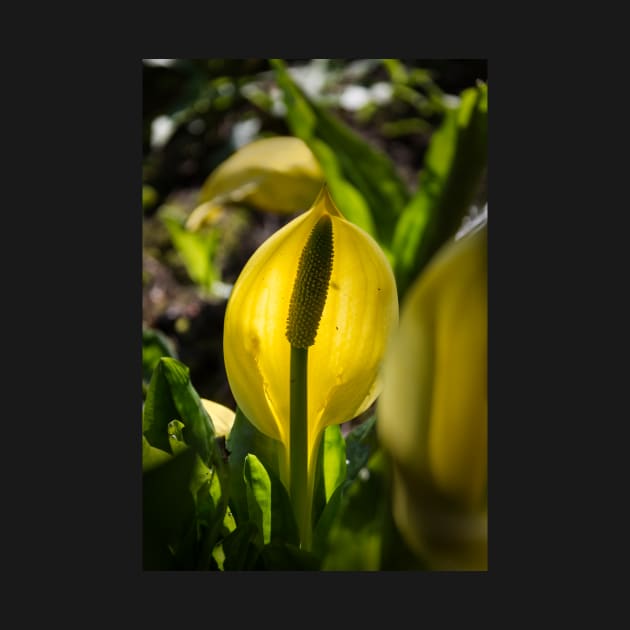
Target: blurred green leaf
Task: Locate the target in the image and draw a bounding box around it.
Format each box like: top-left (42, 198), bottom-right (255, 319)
top-left (344, 415), bottom-right (378, 484)
top-left (142, 327), bottom-right (177, 390)
top-left (243, 454), bottom-right (299, 548)
top-left (392, 82), bottom-right (488, 297)
top-left (320, 449), bottom-right (389, 571)
top-left (272, 58), bottom-right (411, 245)
top-left (270, 60), bottom-right (375, 237)
top-left (161, 215), bottom-right (221, 294)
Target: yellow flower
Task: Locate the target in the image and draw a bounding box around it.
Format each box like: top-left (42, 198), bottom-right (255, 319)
top-left (223, 186), bottom-right (398, 488)
top-left (186, 136), bottom-right (324, 230)
top-left (377, 222), bottom-right (487, 570)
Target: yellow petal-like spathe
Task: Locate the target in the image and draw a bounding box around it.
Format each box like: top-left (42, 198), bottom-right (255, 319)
top-left (377, 222), bottom-right (487, 569)
top-left (200, 398), bottom-right (236, 438)
top-left (187, 136), bottom-right (324, 229)
top-left (223, 186), bottom-right (398, 479)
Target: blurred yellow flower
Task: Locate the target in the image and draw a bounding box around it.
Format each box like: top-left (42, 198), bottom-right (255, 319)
top-left (378, 221), bottom-right (487, 570)
top-left (187, 136), bottom-right (324, 230)
top-left (223, 186), bottom-right (398, 489)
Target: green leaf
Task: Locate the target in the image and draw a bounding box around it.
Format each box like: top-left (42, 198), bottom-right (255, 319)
top-left (161, 215), bottom-right (221, 293)
top-left (312, 424), bottom-right (347, 526)
top-left (271, 59), bottom-right (410, 248)
top-left (221, 522), bottom-right (261, 570)
top-left (311, 417), bottom-right (379, 558)
top-left (143, 357), bottom-right (219, 468)
top-left (320, 449), bottom-right (389, 571)
top-left (142, 358), bottom-right (230, 568)
top-left (226, 407), bottom-right (284, 524)
top-left (270, 59), bottom-right (377, 239)
top-left (143, 359), bottom-right (180, 454)
top-left (311, 482), bottom-right (345, 558)
top-left (392, 82), bottom-right (488, 298)
top-left (142, 435), bottom-right (172, 472)
top-left (243, 454), bottom-right (299, 548)
top-left (142, 327), bottom-right (177, 390)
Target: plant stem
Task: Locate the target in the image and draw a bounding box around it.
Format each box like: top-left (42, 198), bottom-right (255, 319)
top-left (289, 345), bottom-right (311, 550)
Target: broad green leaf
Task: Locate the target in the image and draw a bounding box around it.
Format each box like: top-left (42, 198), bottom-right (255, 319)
top-left (392, 82), bottom-right (488, 298)
top-left (142, 357), bottom-right (230, 564)
top-left (161, 215), bottom-right (220, 294)
top-left (142, 435), bottom-right (172, 472)
top-left (243, 454), bottom-right (272, 546)
top-left (226, 407), bottom-right (284, 523)
top-left (243, 453), bottom-right (299, 548)
top-left (320, 449), bottom-right (389, 571)
top-left (271, 58), bottom-right (410, 246)
top-left (143, 357), bottom-right (218, 468)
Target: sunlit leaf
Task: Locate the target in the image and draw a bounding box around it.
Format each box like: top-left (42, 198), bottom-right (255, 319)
top-left (271, 58), bottom-right (411, 246)
top-left (142, 435), bottom-right (172, 472)
top-left (243, 454), bottom-right (299, 548)
top-left (161, 215), bottom-right (221, 294)
top-left (143, 358), bottom-right (218, 467)
top-left (226, 407), bottom-right (284, 524)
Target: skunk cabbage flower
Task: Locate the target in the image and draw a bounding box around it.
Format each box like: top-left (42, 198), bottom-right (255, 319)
top-left (224, 186), bottom-right (398, 491)
top-left (187, 136), bottom-right (324, 230)
top-left (377, 221), bottom-right (487, 570)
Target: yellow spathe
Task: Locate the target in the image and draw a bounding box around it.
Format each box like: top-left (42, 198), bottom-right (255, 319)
top-left (378, 222), bottom-right (487, 569)
top-left (223, 186), bottom-right (398, 480)
top-left (187, 136), bottom-right (324, 229)
top-left (200, 398), bottom-right (236, 438)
